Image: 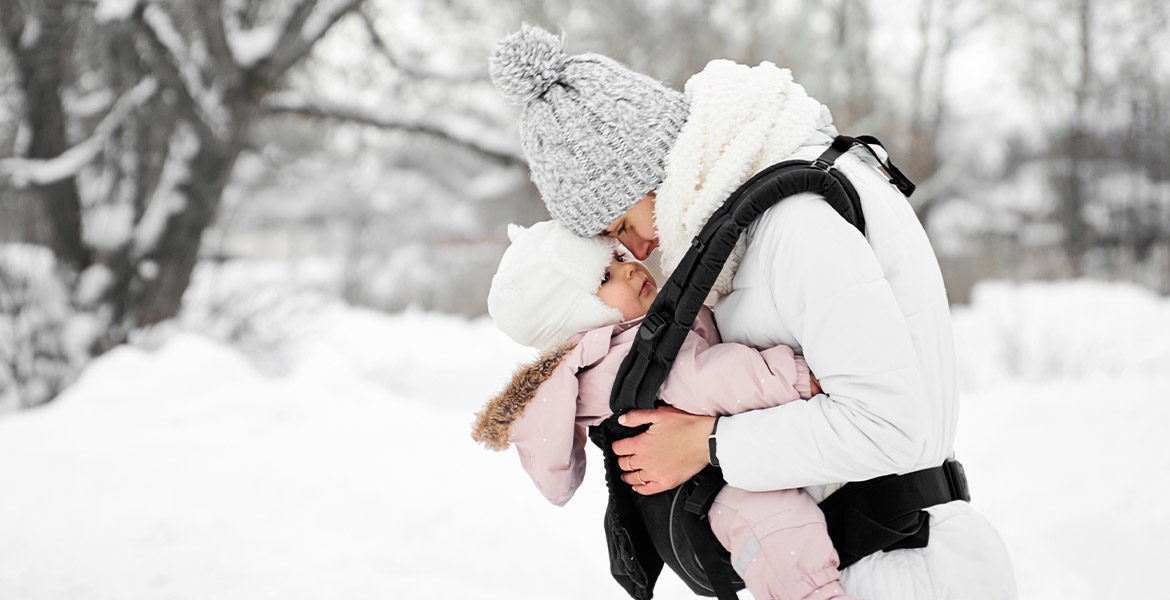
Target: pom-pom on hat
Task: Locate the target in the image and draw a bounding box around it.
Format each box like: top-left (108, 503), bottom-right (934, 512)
top-left (488, 221), bottom-right (624, 350)
top-left (489, 25), bottom-right (568, 105)
top-left (489, 24), bottom-right (689, 237)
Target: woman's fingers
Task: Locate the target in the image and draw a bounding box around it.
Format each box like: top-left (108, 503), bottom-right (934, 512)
top-left (619, 469), bottom-right (670, 495)
top-left (611, 407), bottom-right (715, 495)
top-left (620, 469), bottom-right (646, 487)
top-left (617, 408), bottom-right (664, 428)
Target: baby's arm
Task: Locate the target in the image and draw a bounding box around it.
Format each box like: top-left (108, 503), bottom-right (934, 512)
top-left (657, 311), bottom-right (816, 416)
top-left (472, 343), bottom-right (589, 506)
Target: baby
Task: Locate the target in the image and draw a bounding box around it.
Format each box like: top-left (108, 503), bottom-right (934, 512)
top-left (473, 221), bottom-right (858, 600)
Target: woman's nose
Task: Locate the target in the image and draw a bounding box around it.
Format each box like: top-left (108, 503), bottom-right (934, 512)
top-left (622, 235), bottom-right (652, 260)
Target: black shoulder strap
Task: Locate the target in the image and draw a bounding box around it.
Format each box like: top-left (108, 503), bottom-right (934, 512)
top-left (854, 135), bottom-right (916, 197)
top-left (609, 135), bottom-right (902, 415)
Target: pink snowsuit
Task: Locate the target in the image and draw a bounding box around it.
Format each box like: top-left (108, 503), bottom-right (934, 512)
top-left (475, 306), bottom-right (857, 600)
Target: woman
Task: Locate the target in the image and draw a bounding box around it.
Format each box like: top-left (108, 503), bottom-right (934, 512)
top-left (489, 25), bottom-right (1016, 599)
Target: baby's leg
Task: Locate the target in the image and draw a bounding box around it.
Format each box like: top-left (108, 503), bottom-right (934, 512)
top-left (708, 486), bottom-right (861, 600)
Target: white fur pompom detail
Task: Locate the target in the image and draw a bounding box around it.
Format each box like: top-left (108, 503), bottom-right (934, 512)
top-left (489, 24), bottom-right (567, 105)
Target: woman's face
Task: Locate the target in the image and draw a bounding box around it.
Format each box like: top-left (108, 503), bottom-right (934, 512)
top-left (601, 192), bottom-right (659, 260)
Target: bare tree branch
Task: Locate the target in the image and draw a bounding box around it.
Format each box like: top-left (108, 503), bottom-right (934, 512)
top-left (223, 0), bottom-right (306, 70)
top-left (0, 0), bottom-right (25, 55)
top-left (133, 4), bottom-right (226, 143)
top-left (193, 0), bottom-right (239, 88)
top-left (909, 0), bottom-right (935, 129)
top-left (255, 0), bottom-right (361, 84)
top-left (1, 77), bottom-right (158, 187)
top-left (356, 6), bottom-right (486, 83)
top-left (260, 93), bottom-right (526, 167)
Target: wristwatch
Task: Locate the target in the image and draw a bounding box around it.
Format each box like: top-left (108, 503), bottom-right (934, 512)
top-left (708, 417), bottom-right (720, 467)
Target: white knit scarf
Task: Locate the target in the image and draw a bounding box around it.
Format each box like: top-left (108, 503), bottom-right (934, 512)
top-left (654, 60), bottom-right (834, 295)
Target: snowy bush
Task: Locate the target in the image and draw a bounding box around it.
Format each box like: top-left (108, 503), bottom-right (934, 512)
top-left (132, 260), bottom-right (333, 376)
top-left (951, 279), bottom-right (1170, 390)
top-left (0, 245), bottom-right (82, 410)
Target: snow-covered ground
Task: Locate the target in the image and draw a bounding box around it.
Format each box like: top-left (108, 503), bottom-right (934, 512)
top-left (2, 279), bottom-right (1168, 599)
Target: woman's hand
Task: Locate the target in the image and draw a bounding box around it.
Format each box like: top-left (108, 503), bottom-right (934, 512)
top-left (611, 406), bottom-right (715, 495)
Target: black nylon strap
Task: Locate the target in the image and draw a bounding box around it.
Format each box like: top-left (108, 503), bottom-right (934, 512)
top-left (596, 135), bottom-right (895, 599)
top-left (686, 516), bottom-right (742, 600)
top-left (818, 459), bottom-right (971, 569)
top-left (682, 466), bottom-right (727, 517)
top-left (681, 467), bottom-right (740, 600)
top-left (851, 135), bottom-right (916, 197)
top-left (609, 144), bottom-right (866, 417)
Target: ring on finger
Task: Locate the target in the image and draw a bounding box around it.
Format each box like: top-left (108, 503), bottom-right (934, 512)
top-left (636, 472), bottom-right (647, 486)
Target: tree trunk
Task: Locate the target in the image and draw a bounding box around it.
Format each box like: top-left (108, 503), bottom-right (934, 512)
top-left (1062, 0), bottom-right (1094, 276)
top-left (3, 0), bottom-right (88, 271)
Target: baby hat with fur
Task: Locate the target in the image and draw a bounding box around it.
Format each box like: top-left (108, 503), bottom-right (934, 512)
top-left (488, 221), bottom-right (624, 350)
top-left (489, 24), bottom-right (689, 237)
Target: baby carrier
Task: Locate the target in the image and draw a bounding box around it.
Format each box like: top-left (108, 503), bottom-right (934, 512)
top-left (587, 135), bottom-right (971, 599)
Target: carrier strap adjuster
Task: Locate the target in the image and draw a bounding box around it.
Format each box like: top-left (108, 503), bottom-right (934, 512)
top-left (638, 313), bottom-right (667, 341)
top-left (943, 458), bottom-right (971, 502)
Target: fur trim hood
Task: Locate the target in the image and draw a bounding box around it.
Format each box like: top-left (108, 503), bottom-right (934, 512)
top-left (471, 307), bottom-right (819, 506)
top-left (471, 341), bottom-right (578, 451)
top-left (655, 60), bottom-right (835, 294)
top-left (471, 322), bottom-right (635, 505)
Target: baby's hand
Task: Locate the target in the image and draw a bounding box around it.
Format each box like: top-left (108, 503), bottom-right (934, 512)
top-left (809, 372), bottom-right (822, 396)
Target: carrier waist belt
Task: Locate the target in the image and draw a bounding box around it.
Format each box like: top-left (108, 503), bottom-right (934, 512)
top-left (818, 459), bottom-right (971, 570)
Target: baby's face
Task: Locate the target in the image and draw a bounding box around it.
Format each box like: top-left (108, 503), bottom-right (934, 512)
top-left (597, 252), bottom-right (658, 320)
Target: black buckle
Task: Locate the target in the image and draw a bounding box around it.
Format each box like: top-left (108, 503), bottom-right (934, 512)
top-left (690, 237), bottom-right (706, 252)
top-left (890, 171), bottom-right (916, 197)
top-left (811, 158), bottom-right (832, 171)
top-left (638, 313), bottom-right (667, 341)
top-left (943, 459), bottom-right (970, 502)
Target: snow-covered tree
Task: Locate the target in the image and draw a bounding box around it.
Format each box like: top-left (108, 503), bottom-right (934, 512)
top-left (0, 0), bottom-right (524, 405)
top-left (3, 0), bottom-right (1166, 407)
top-left (1000, 0), bottom-right (1170, 282)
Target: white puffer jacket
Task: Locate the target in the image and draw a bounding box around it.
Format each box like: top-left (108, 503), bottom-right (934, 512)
top-left (655, 60), bottom-right (1016, 600)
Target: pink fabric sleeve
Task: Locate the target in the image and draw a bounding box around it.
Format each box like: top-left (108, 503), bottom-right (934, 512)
top-left (657, 315), bottom-right (809, 416)
top-left (507, 347), bottom-right (594, 507)
top-left (789, 353), bottom-right (814, 399)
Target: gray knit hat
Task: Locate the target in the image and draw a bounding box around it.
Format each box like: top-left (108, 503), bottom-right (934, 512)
top-left (490, 24), bottom-right (689, 236)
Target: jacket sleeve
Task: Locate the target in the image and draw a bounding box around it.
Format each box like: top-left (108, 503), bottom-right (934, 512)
top-left (716, 197), bottom-right (929, 491)
top-left (657, 310), bottom-right (813, 415)
top-left (508, 355), bottom-right (591, 506)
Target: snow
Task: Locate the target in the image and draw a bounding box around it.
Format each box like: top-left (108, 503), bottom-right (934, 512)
top-left (227, 25), bottom-right (282, 69)
top-left (83, 201), bottom-right (135, 252)
top-left (95, 0), bottom-right (140, 23)
top-left (0, 245), bottom-right (74, 410)
top-left (951, 280), bottom-right (1170, 387)
top-left (132, 122), bottom-right (199, 258)
top-left (63, 88), bottom-right (116, 119)
top-left (140, 5), bottom-right (231, 138)
top-left (2, 279), bottom-right (1169, 599)
top-left (75, 264), bottom-right (115, 307)
top-left (0, 79), bottom-right (158, 189)
top-left (18, 14), bottom-right (41, 49)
